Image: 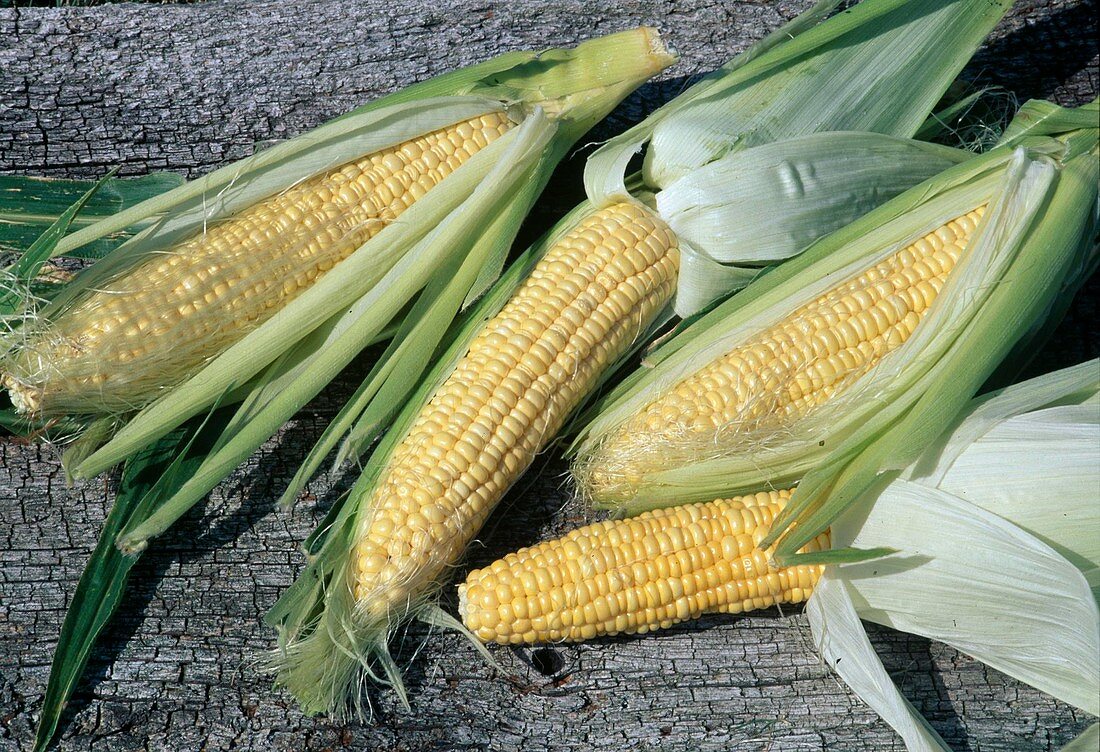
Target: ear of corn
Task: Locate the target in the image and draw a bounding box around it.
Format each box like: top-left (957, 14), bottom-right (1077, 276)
top-left (350, 202), bottom-right (678, 607)
top-left (459, 490), bottom-right (829, 644)
top-left (571, 106), bottom-right (1099, 564)
top-left (3, 111), bottom-right (518, 416)
top-left (270, 200), bottom-right (680, 715)
top-left (580, 204), bottom-right (986, 496)
top-left (268, 0), bottom-right (1020, 715)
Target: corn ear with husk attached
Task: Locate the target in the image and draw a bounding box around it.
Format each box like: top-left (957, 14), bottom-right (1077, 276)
top-left (571, 101), bottom-right (1098, 564)
top-left (809, 360), bottom-right (1099, 750)
top-left (265, 214), bottom-right (575, 715)
top-left (266, 0), bottom-right (1018, 717)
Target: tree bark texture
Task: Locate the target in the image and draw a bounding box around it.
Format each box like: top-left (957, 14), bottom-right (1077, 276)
top-left (0, 1), bottom-right (1096, 750)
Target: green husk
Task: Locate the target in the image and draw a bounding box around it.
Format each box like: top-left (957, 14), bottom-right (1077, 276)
top-left (585, 0), bottom-right (1013, 203)
top-left (657, 133), bottom-right (968, 315)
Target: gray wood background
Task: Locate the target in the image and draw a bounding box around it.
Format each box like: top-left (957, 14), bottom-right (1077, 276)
top-left (0, 1), bottom-right (1096, 750)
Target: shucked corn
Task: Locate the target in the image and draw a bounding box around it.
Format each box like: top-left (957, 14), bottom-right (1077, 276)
top-left (577, 206), bottom-right (987, 503)
top-left (459, 489), bottom-right (829, 644)
top-left (352, 202), bottom-right (679, 614)
top-left (3, 111), bottom-right (515, 417)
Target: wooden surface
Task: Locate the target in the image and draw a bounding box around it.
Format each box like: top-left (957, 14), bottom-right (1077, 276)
top-left (0, 1), bottom-right (1097, 750)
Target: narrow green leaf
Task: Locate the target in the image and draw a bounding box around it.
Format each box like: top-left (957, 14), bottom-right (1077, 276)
top-left (0, 171), bottom-right (116, 318)
top-left (779, 546), bottom-right (896, 566)
top-left (0, 172), bottom-right (183, 259)
top-left (58, 416), bottom-right (119, 481)
top-left (32, 407), bottom-right (229, 752)
top-left (0, 406), bottom-right (84, 437)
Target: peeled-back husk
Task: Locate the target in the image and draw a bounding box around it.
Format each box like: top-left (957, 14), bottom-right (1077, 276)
top-left (809, 361), bottom-right (1100, 751)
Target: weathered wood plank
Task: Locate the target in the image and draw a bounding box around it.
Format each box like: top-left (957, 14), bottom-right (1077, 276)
top-left (0, 1), bottom-right (1096, 750)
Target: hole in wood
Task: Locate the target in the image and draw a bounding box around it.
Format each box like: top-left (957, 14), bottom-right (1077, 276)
top-left (531, 647), bottom-right (563, 676)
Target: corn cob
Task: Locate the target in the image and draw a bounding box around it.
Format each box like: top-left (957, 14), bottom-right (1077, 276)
top-left (353, 201), bottom-right (679, 615)
top-left (3, 111), bottom-right (515, 418)
top-left (459, 489), bottom-right (829, 644)
top-left (577, 205), bottom-right (987, 503)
